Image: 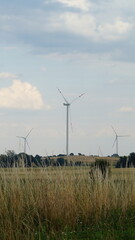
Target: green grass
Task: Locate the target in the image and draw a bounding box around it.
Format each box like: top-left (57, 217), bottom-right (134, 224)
top-left (33, 209), bottom-right (135, 240)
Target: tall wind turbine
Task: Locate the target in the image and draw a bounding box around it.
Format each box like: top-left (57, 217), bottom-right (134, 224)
top-left (17, 128), bottom-right (33, 153)
top-left (111, 126), bottom-right (129, 155)
top-left (58, 88), bottom-right (85, 156)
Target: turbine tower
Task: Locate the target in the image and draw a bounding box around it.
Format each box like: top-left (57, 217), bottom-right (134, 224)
top-left (58, 88), bottom-right (85, 156)
top-left (111, 126), bottom-right (129, 155)
top-left (98, 146), bottom-right (103, 157)
top-left (17, 128), bottom-right (33, 153)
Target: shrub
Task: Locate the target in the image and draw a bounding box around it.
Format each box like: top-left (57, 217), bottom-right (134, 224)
top-left (115, 153), bottom-right (135, 168)
top-left (89, 159), bottom-right (110, 180)
top-left (56, 157), bottom-right (68, 166)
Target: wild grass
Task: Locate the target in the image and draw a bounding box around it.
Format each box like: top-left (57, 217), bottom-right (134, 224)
top-left (1, 167), bottom-right (135, 240)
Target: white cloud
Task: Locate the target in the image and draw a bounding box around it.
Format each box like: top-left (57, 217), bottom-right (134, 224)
top-left (0, 6), bottom-right (133, 45)
top-left (119, 107), bottom-right (135, 113)
top-left (49, 13), bottom-right (133, 41)
top-left (0, 72), bottom-right (18, 79)
top-left (0, 79), bottom-right (45, 110)
top-left (53, 0), bottom-right (91, 11)
top-left (108, 79), bottom-right (120, 85)
top-left (51, 12), bottom-right (96, 37)
top-left (40, 66), bottom-right (47, 72)
top-left (98, 18), bottom-right (133, 41)
top-left (107, 79), bottom-right (127, 85)
top-left (4, 46), bottom-right (18, 50)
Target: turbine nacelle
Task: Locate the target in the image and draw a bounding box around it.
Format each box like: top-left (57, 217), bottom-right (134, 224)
top-left (63, 103), bottom-right (70, 106)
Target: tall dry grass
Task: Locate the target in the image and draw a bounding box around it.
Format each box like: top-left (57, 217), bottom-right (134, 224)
top-left (1, 167), bottom-right (135, 240)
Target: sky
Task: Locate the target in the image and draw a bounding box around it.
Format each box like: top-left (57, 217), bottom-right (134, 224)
top-left (0, 0), bottom-right (135, 156)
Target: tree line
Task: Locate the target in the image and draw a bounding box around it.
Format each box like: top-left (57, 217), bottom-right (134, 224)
top-left (0, 151), bottom-right (90, 168)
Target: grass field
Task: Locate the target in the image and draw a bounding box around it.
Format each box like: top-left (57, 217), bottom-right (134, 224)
top-left (50, 155), bottom-right (119, 166)
top-left (1, 166), bottom-right (135, 240)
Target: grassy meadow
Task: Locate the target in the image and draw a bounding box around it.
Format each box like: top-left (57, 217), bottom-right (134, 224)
top-left (1, 164), bottom-right (135, 240)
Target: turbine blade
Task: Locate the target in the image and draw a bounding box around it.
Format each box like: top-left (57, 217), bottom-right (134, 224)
top-left (118, 135), bottom-right (130, 137)
top-left (111, 125), bottom-right (117, 135)
top-left (112, 136), bottom-right (117, 147)
top-left (57, 88), bottom-right (69, 104)
top-left (26, 140), bottom-right (30, 149)
top-left (26, 128), bottom-right (33, 138)
top-left (16, 136), bottom-right (25, 140)
top-left (70, 93), bottom-right (85, 105)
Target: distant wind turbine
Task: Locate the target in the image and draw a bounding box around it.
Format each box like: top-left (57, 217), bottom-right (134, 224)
top-left (111, 126), bottom-right (129, 155)
top-left (98, 146), bottom-right (103, 157)
top-left (17, 128), bottom-right (33, 153)
top-left (58, 88), bottom-right (85, 156)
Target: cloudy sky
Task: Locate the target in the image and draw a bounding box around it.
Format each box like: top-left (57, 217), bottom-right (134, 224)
top-left (0, 0), bottom-right (135, 156)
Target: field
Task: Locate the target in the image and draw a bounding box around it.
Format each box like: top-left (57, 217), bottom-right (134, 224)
top-left (50, 155), bottom-right (119, 166)
top-left (1, 165), bottom-right (135, 240)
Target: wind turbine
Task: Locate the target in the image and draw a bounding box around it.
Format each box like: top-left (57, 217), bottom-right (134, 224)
top-left (111, 126), bottom-right (129, 155)
top-left (58, 88), bottom-right (85, 156)
top-left (17, 128), bottom-right (33, 154)
top-left (98, 146), bottom-right (103, 157)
